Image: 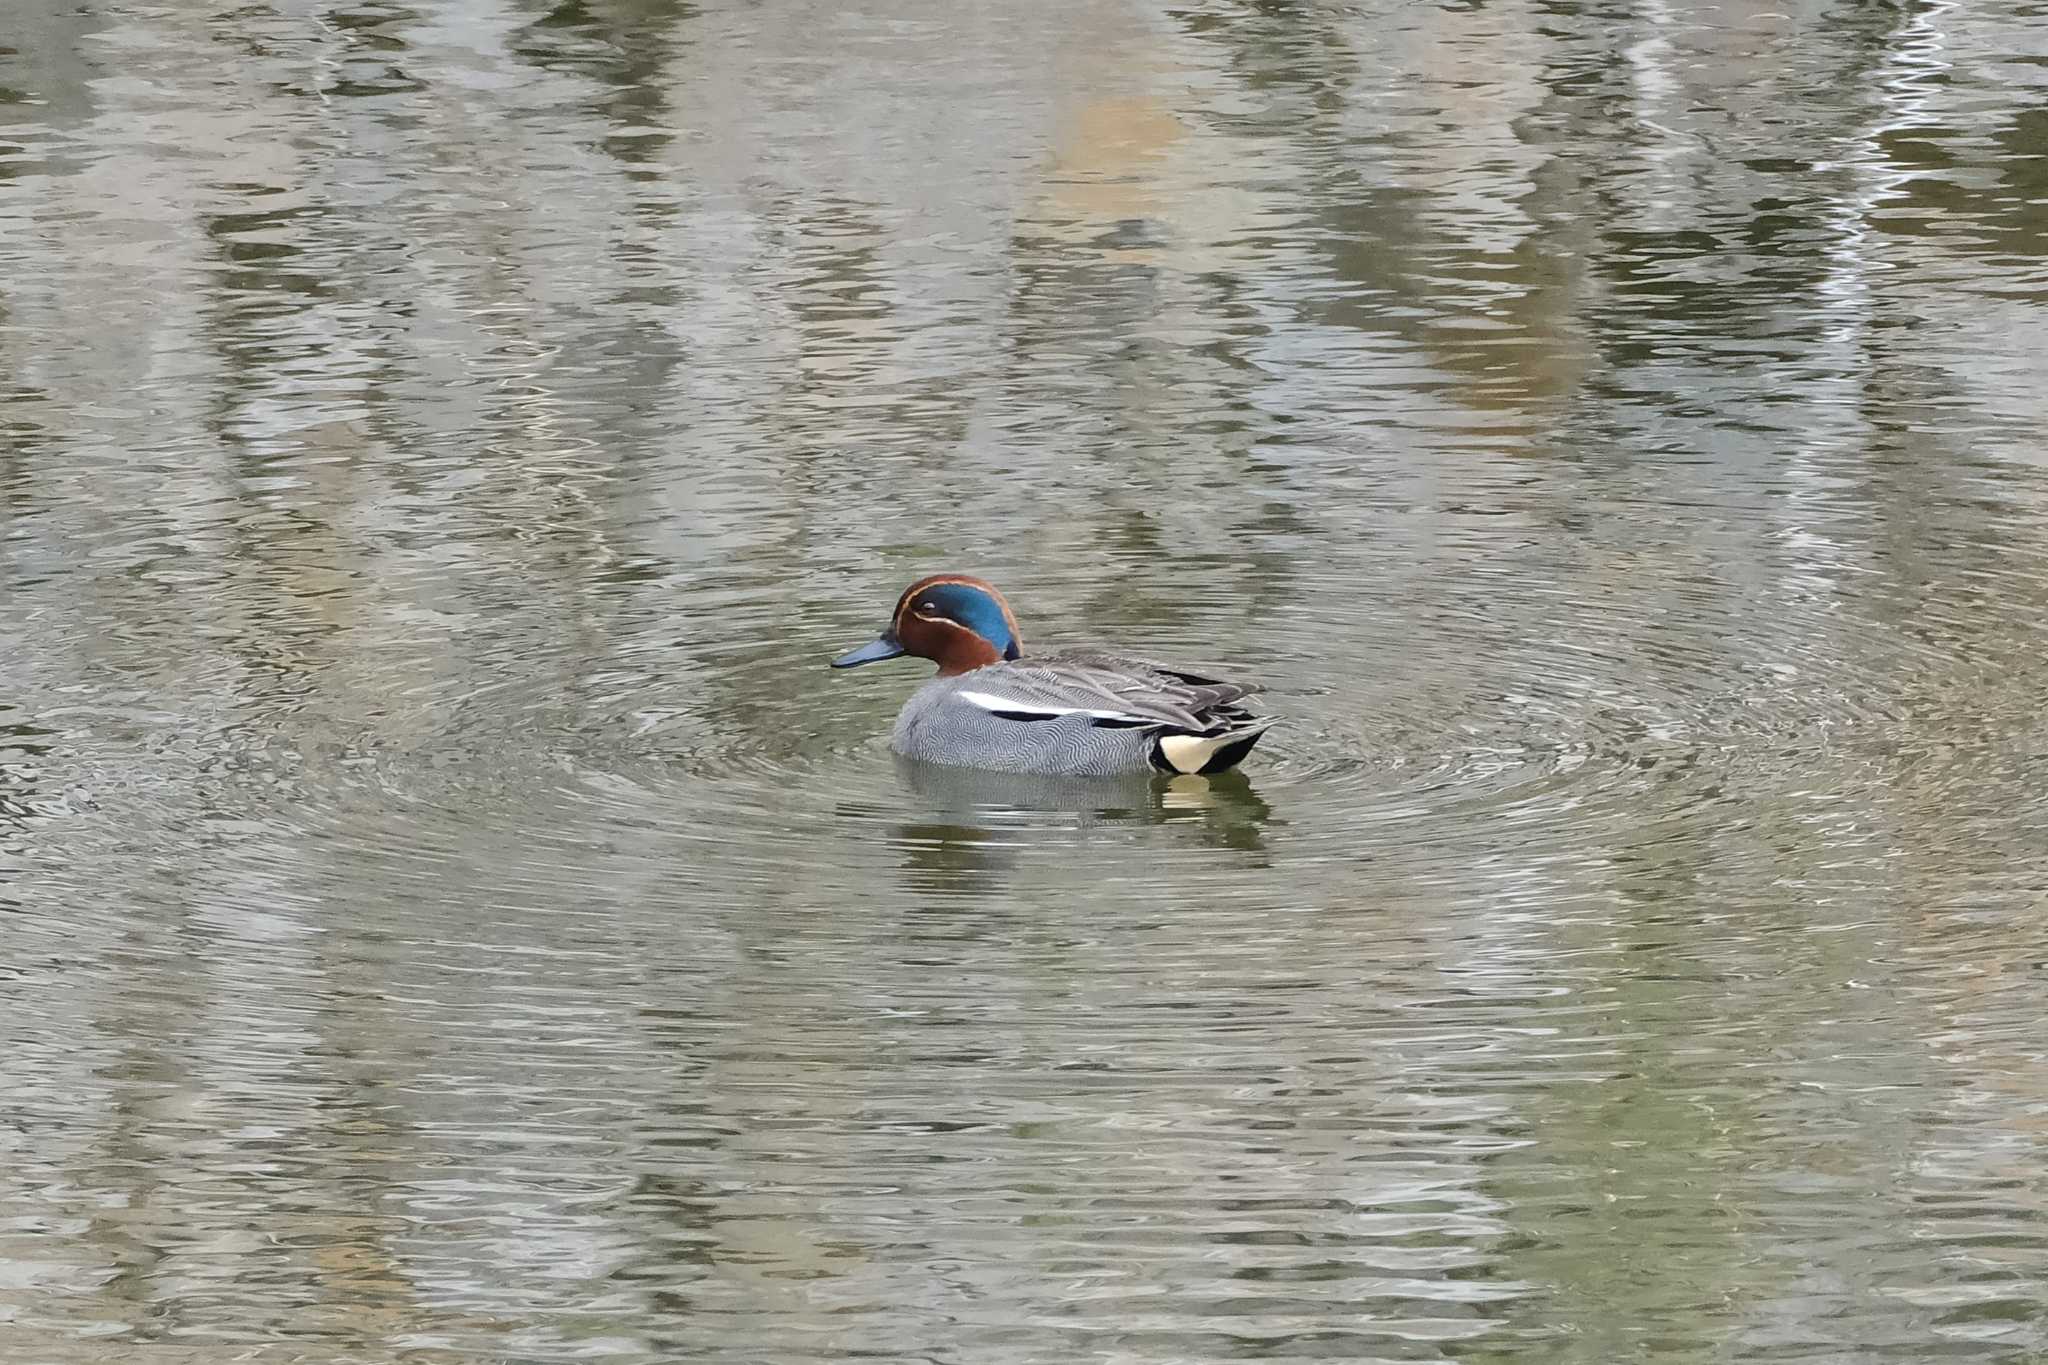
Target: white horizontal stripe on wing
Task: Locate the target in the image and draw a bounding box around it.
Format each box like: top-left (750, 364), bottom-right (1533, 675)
top-left (956, 690), bottom-right (1151, 724)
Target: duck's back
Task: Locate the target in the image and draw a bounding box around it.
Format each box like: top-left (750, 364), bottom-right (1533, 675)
top-left (891, 651), bottom-right (1267, 777)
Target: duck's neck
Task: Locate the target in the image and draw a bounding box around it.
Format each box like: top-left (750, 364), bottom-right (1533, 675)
top-left (933, 633), bottom-right (1005, 676)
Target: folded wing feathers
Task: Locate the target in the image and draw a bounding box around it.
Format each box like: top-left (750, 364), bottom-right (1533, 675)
top-left (959, 653), bottom-right (1260, 735)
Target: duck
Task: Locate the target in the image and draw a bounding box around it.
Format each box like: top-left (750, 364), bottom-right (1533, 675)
top-left (831, 574), bottom-right (1271, 777)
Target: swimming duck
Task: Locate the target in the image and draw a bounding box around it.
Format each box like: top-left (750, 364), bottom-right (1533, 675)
top-left (831, 574), bottom-right (1271, 777)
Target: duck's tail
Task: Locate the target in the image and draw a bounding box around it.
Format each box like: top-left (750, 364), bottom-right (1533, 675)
top-left (1155, 720), bottom-right (1273, 776)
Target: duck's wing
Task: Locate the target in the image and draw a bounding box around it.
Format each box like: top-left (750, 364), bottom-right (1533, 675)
top-left (953, 652), bottom-right (1259, 734)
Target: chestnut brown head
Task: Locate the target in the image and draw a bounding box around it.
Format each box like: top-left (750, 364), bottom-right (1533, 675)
top-left (831, 575), bottom-right (1023, 677)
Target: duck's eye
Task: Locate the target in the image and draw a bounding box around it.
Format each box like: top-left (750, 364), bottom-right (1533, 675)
top-left (914, 601), bottom-right (942, 617)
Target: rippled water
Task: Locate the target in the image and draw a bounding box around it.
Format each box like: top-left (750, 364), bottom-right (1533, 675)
top-left (7, 0), bottom-right (2048, 1359)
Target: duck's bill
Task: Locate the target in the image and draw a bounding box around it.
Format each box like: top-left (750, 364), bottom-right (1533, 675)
top-left (831, 633), bottom-right (905, 668)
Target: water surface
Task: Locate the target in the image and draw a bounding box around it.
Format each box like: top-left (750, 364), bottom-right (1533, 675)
top-left (6, 0), bottom-right (2048, 1360)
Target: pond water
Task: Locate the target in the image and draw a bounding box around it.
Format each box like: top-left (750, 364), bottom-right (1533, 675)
top-left (6, 0), bottom-right (2048, 1360)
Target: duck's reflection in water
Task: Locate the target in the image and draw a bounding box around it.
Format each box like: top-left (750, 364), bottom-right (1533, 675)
top-left (887, 757), bottom-right (1273, 896)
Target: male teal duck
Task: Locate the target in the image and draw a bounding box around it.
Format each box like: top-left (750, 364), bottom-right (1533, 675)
top-left (831, 574), bottom-right (1271, 777)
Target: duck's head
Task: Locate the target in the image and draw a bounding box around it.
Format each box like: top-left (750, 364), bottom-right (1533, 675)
top-left (832, 574), bottom-right (1023, 677)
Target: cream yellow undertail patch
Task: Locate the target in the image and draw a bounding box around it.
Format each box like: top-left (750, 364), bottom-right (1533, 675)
top-left (1159, 732), bottom-right (1231, 775)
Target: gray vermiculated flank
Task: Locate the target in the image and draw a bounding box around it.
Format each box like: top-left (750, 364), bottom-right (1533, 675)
top-left (888, 651), bottom-right (1268, 776)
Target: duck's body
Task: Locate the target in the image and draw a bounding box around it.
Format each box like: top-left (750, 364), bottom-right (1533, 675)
top-left (889, 650), bottom-right (1266, 777)
top-left (833, 576), bottom-right (1270, 777)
